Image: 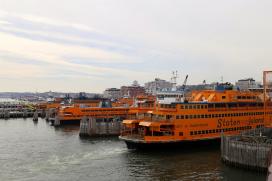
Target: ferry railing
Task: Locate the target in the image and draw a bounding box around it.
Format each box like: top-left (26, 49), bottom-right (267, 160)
top-left (120, 128), bottom-right (144, 140)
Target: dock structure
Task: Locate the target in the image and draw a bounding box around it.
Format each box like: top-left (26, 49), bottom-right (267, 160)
top-left (33, 111), bottom-right (38, 121)
top-left (0, 102), bottom-right (44, 119)
top-left (45, 108), bottom-right (57, 122)
top-left (79, 116), bottom-right (122, 137)
top-left (221, 127), bottom-right (272, 172)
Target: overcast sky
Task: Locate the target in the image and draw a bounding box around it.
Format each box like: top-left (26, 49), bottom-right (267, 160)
top-left (0, 0), bottom-right (271, 92)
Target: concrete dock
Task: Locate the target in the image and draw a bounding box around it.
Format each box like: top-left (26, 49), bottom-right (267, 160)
top-left (221, 127), bottom-right (272, 172)
top-left (79, 116), bottom-right (122, 137)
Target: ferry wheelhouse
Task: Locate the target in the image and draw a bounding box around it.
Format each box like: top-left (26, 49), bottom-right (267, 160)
top-left (120, 85), bottom-right (272, 149)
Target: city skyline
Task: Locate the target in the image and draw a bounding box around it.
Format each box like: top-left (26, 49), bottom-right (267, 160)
top-left (0, 0), bottom-right (271, 93)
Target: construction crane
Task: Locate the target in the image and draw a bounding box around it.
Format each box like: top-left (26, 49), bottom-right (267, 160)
top-left (181, 75), bottom-right (188, 91)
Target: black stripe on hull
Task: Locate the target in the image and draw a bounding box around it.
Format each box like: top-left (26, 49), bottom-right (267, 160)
top-left (123, 138), bottom-right (220, 150)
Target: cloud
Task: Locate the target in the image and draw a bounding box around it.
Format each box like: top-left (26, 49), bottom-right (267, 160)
top-left (0, 1), bottom-right (272, 92)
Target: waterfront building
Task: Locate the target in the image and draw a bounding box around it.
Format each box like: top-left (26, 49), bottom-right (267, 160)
top-left (120, 81), bottom-right (146, 98)
top-left (235, 78), bottom-right (262, 91)
top-left (103, 88), bottom-right (121, 99)
top-left (144, 78), bottom-right (173, 95)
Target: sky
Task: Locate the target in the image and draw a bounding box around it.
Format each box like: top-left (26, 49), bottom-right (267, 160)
top-left (0, 0), bottom-right (271, 93)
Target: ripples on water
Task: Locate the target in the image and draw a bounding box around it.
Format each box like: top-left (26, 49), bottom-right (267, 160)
top-left (0, 119), bottom-right (266, 181)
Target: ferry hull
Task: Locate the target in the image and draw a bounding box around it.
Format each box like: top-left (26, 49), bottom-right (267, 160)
top-left (120, 136), bottom-right (220, 150)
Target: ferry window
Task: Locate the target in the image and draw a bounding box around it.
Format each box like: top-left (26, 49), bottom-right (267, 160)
top-left (208, 104), bottom-right (214, 108)
top-left (215, 114), bottom-right (218, 118)
top-left (201, 105), bottom-right (204, 109)
top-left (193, 115), bottom-right (197, 119)
top-left (179, 132), bottom-right (183, 136)
top-left (218, 114), bottom-right (221, 118)
top-left (176, 115), bottom-right (180, 119)
top-left (201, 115), bottom-right (204, 118)
top-left (189, 115), bottom-right (193, 119)
top-left (197, 105), bottom-right (200, 109)
top-left (222, 114), bottom-right (225, 118)
top-left (205, 105), bottom-right (208, 109)
top-left (212, 130), bottom-right (215, 133)
top-left (197, 115), bottom-right (200, 118)
top-left (208, 115), bottom-right (211, 118)
top-left (208, 130), bottom-right (212, 133)
top-left (237, 96), bottom-right (241, 99)
top-left (216, 129), bottom-right (219, 133)
top-left (205, 115), bottom-right (208, 118)
top-left (185, 115), bottom-right (189, 119)
top-left (193, 105), bottom-right (196, 109)
top-left (242, 96), bottom-right (246, 99)
top-left (205, 130), bottom-right (208, 134)
top-left (190, 131), bottom-right (193, 135)
top-left (225, 114), bottom-right (227, 117)
top-left (189, 105), bottom-right (192, 109)
top-left (198, 131), bottom-right (202, 134)
top-left (202, 130), bottom-right (205, 134)
top-left (194, 131), bottom-right (198, 135)
top-left (181, 115), bottom-right (184, 119)
top-left (222, 96), bottom-right (226, 99)
top-left (180, 105), bottom-right (184, 109)
top-left (212, 114), bottom-right (214, 118)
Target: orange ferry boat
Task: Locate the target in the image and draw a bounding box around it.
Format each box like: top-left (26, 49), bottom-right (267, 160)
top-left (120, 84), bottom-right (272, 149)
top-left (51, 96), bottom-right (152, 126)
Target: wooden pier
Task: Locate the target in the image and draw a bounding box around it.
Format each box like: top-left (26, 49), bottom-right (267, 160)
top-left (221, 127), bottom-right (272, 172)
top-left (79, 116), bottom-right (122, 137)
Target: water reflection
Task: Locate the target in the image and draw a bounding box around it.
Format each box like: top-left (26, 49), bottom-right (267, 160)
top-left (54, 125), bottom-right (80, 133)
top-left (119, 146), bottom-right (222, 181)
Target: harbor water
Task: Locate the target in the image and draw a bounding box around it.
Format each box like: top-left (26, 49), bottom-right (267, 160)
top-left (0, 118), bottom-right (266, 181)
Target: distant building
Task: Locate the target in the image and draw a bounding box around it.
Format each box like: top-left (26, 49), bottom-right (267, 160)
top-left (235, 78), bottom-right (261, 91)
top-left (144, 78), bottom-right (173, 95)
top-left (103, 88), bottom-right (121, 99)
top-left (121, 81), bottom-right (146, 98)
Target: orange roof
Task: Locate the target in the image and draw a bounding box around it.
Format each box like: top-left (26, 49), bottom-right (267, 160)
top-left (139, 121), bottom-right (152, 126)
top-left (123, 119), bottom-right (142, 124)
